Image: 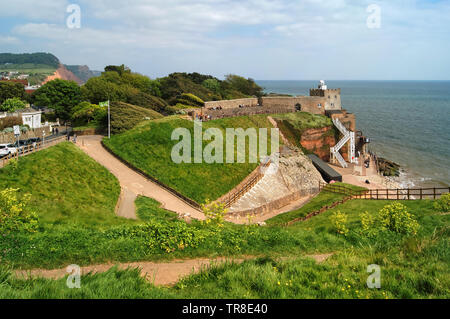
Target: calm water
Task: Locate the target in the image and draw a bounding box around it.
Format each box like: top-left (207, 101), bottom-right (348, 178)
top-left (257, 80), bottom-right (450, 188)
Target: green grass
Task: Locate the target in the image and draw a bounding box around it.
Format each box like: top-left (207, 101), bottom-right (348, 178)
top-left (0, 142), bottom-right (124, 227)
top-left (272, 112), bottom-right (332, 131)
top-left (1, 196), bottom-right (448, 298)
top-left (266, 183), bottom-right (367, 225)
top-left (103, 115), bottom-right (276, 204)
top-left (135, 196), bottom-right (179, 222)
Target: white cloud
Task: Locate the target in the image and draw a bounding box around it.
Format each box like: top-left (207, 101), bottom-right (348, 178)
top-left (2, 0), bottom-right (450, 79)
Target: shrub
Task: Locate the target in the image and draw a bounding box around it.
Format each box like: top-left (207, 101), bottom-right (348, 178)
top-left (0, 188), bottom-right (39, 234)
top-left (0, 97), bottom-right (26, 112)
top-left (175, 93), bottom-right (204, 107)
top-left (377, 202), bottom-right (419, 235)
top-left (201, 200), bottom-right (228, 228)
top-left (433, 193), bottom-right (450, 212)
top-left (330, 211), bottom-right (349, 235)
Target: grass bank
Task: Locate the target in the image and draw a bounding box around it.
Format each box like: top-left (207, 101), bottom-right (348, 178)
top-left (103, 115), bottom-right (276, 204)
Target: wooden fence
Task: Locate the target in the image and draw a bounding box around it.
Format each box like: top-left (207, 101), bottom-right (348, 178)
top-left (0, 136), bottom-right (67, 168)
top-left (222, 160), bottom-right (272, 208)
top-left (319, 181), bottom-right (449, 200)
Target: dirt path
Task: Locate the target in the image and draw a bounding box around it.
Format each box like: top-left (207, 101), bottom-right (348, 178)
top-left (15, 254), bottom-right (333, 286)
top-left (76, 135), bottom-right (204, 220)
top-left (15, 258), bottom-right (246, 286)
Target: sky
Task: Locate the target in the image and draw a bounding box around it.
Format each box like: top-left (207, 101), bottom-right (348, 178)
top-left (0, 0), bottom-right (449, 80)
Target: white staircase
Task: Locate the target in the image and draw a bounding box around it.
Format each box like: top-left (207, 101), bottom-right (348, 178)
top-left (331, 118), bottom-right (355, 168)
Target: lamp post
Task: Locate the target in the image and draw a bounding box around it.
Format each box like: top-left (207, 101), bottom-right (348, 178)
top-left (108, 100), bottom-right (110, 139)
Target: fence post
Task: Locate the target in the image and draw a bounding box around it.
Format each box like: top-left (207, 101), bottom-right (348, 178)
top-left (407, 188), bottom-right (410, 200)
top-left (420, 188), bottom-right (422, 200)
top-left (433, 188), bottom-right (436, 199)
top-left (397, 189), bottom-right (399, 200)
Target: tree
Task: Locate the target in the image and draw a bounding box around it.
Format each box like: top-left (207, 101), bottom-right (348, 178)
top-left (32, 79), bottom-right (81, 122)
top-left (71, 101), bottom-right (99, 124)
top-left (0, 97), bottom-right (26, 112)
top-left (0, 81), bottom-right (26, 104)
top-left (104, 64), bottom-right (131, 76)
top-left (202, 78), bottom-right (221, 93)
top-left (224, 74), bottom-right (263, 97)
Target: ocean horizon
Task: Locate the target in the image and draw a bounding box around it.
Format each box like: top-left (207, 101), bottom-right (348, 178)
top-left (256, 80), bottom-right (450, 188)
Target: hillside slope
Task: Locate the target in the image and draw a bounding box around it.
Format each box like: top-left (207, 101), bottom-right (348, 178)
top-left (103, 115), bottom-right (276, 203)
top-left (43, 64), bottom-right (83, 85)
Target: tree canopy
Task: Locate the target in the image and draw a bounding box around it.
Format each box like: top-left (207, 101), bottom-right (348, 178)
top-left (32, 79), bottom-right (81, 122)
top-left (0, 97), bottom-right (26, 112)
top-left (0, 81), bottom-right (26, 105)
top-left (0, 52), bottom-right (59, 68)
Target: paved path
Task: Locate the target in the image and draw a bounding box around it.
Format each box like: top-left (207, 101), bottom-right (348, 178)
top-left (77, 135), bottom-right (204, 220)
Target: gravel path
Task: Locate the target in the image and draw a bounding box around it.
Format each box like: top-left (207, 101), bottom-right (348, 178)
top-left (76, 135), bottom-right (204, 220)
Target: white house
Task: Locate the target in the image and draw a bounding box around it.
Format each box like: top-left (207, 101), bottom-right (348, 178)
top-left (19, 108), bottom-right (42, 129)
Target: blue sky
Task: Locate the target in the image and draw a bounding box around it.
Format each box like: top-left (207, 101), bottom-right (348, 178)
top-left (0, 0), bottom-right (449, 80)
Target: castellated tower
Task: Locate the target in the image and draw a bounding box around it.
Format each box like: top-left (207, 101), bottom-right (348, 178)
top-left (309, 80), bottom-right (342, 111)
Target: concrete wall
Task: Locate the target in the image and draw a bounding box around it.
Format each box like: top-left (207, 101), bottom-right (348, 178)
top-left (204, 98), bottom-right (258, 110)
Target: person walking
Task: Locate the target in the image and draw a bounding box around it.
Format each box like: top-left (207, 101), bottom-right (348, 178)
top-left (73, 134), bottom-right (77, 144)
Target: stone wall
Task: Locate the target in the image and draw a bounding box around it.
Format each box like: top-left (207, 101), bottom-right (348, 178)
top-left (310, 88), bottom-right (342, 110)
top-left (260, 96), bottom-right (326, 115)
top-left (201, 104), bottom-right (295, 119)
top-left (0, 126), bottom-right (52, 144)
top-left (204, 98), bottom-right (258, 110)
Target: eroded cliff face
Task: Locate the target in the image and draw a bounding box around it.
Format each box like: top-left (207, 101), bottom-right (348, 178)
top-left (43, 64), bottom-right (83, 85)
top-left (300, 126), bottom-right (350, 162)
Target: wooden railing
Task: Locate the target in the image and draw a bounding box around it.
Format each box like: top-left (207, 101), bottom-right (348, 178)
top-left (0, 136), bottom-right (67, 168)
top-left (319, 181), bottom-right (449, 200)
top-left (222, 160), bottom-right (271, 208)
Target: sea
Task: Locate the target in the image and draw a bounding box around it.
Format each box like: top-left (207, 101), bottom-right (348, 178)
top-left (257, 80), bottom-right (450, 188)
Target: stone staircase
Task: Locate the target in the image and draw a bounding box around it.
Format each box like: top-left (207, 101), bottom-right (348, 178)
top-left (227, 150), bottom-right (324, 215)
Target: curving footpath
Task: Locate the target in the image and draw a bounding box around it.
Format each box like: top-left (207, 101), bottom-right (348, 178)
top-left (76, 135), bottom-right (204, 220)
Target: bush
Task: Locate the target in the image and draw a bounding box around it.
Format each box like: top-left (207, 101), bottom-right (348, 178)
top-left (0, 97), bottom-right (26, 112)
top-left (201, 200), bottom-right (228, 228)
top-left (330, 211), bottom-right (349, 235)
top-left (433, 193), bottom-right (450, 212)
top-left (0, 188), bottom-right (39, 234)
top-left (175, 93), bottom-right (204, 107)
top-left (377, 202), bottom-right (419, 235)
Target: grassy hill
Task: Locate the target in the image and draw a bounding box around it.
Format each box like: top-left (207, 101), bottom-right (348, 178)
top-left (110, 101), bottom-right (164, 134)
top-left (0, 142), bottom-right (124, 227)
top-left (0, 53), bottom-right (59, 85)
top-left (103, 115), bottom-right (276, 203)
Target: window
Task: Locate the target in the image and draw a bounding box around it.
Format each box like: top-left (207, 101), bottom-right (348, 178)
top-left (318, 103), bottom-right (322, 108)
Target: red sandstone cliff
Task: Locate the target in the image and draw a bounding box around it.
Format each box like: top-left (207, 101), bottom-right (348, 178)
top-left (42, 64), bottom-right (83, 85)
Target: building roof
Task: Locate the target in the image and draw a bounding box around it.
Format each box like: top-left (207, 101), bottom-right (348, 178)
top-left (307, 154), bottom-right (342, 182)
top-left (16, 108), bottom-right (42, 114)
